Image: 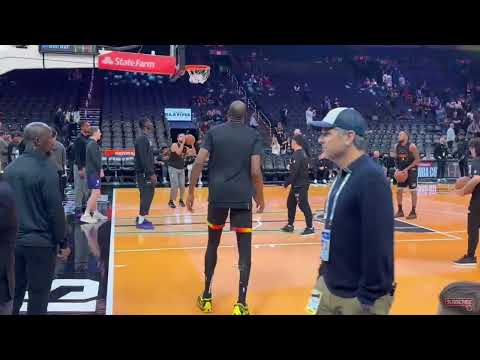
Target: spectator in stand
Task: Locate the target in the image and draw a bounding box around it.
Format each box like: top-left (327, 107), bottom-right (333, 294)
top-left (293, 83), bottom-right (301, 94)
top-left (199, 120), bottom-right (210, 138)
top-left (54, 107), bottom-right (64, 135)
top-left (467, 113), bottom-right (480, 139)
top-left (280, 105), bottom-right (288, 125)
top-left (372, 150), bottom-right (381, 166)
top-left (370, 78), bottom-right (378, 88)
top-left (249, 112), bottom-right (259, 129)
top-left (274, 125), bottom-right (289, 154)
top-left (323, 96), bottom-right (332, 114)
top-left (7, 132), bottom-right (24, 164)
top-left (434, 137), bottom-right (449, 183)
top-left (446, 123), bottom-right (456, 151)
top-left (302, 82), bottom-right (311, 104)
top-left (456, 132), bottom-right (469, 177)
top-left (383, 151), bottom-right (397, 183)
top-left (271, 136), bottom-right (281, 156)
top-left (398, 74), bottom-right (406, 88)
top-left (314, 153), bottom-right (330, 184)
top-left (0, 131), bottom-right (8, 172)
top-left (363, 78), bottom-right (371, 89)
top-left (306, 106), bottom-right (315, 128)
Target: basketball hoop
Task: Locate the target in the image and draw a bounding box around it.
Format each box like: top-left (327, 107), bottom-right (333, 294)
top-left (185, 65), bottom-right (210, 84)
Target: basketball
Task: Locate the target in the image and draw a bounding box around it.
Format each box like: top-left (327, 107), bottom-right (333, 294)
top-left (394, 170), bottom-right (408, 183)
top-left (455, 176), bottom-right (470, 190)
top-left (185, 134), bottom-right (196, 146)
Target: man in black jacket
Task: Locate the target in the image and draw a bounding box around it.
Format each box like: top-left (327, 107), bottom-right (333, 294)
top-left (281, 135), bottom-right (314, 236)
top-left (0, 178), bottom-right (18, 315)
top-left (293, 128), bottom-right (311, 158)
top-left (4, 122), bottom-right (69, 315)
top-left (134, 118), bottom-right (157, 230)
top-left (314, 153), bottom-right (330, 184)
top-left (456, 132), bottom-right (469, 177)
top-left (434, 136), bottom-right (449, 182)
top-left (382, 151), bottom-right (397, 183)
top-left (309, 107), bottom-right (395, 315)
top-left (73, 120), bottom-right (91, 217)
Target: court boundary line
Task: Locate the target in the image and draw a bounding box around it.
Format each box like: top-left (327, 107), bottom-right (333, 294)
top-left (105, 189), bottom-right (116, 316)
top-left (114, 236), bottom-right (462, 254)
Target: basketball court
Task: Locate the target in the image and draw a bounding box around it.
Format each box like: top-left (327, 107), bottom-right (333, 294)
top-left (106, 184), bottom-right (480, 315)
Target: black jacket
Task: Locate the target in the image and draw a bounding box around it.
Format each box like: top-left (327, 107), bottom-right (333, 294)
top-left (73, 133), bottom-right (90, 170)
top-left (315, 158), bottom-right (330, 170)
top-left (4, 148), bottom-right (66, 248)
top-left (382, 156), bottom-right (396, 169)
top-left (134, 132), bottom-right (155, 176)
top-left (319, 155), bottom-right (394, 305)
top-left (456, 139), bottom-right (469, 161)
top-left (285, 149), bottom-right (310, 188)
top-left (434, 143), bottom-right (449, 161)
top-left (0, 180), bottom-right (18, 303)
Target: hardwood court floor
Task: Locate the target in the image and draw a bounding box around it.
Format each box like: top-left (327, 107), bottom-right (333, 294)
top-left (109, 184), bottom-right (480, 315)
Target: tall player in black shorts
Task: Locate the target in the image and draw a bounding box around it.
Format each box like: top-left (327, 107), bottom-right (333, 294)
top-left (394, 131), bottom-right (421, 220)
top-left (186, 101), bottom-right (265, 315)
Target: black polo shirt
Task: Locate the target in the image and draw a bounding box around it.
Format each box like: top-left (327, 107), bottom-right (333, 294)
top-left (4, 148), bottom-right (66, 248)
top-left (319, 154), bottom-right (394, 305)
top-left (202, 122), bottom-right (263, 209)
top-left (469, 158), bottom-right (480, 211)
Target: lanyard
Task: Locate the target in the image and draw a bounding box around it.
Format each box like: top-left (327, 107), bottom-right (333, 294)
top-left (324, 171), bottom-right (352, 227)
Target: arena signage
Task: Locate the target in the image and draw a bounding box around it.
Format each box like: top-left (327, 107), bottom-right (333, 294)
top-left (98, 51), bottom-right (176, 75)
top-left (103, 149), bottom-right (135, 157)
top-left (164, 108), bottom-right (192, 122)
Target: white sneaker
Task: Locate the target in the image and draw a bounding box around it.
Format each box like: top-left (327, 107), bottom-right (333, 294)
top-left (322, 179), bottom-right (327, 184)
top-left (198, 180), bottom-right (203, 186)
top-left (93, 210), bottom-right (108, 221)
top-left (314, 179), bottom-right (318, 184)
top-left (80, 214), bottom-right (98, 224)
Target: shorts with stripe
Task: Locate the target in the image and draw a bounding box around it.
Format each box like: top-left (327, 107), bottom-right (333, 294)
top-left (207, 204), bottom-right (252, 233)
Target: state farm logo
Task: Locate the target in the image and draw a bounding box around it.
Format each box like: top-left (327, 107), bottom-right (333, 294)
top-left (113, 57), bottom-right (155, 69)
top-left (101, 56), bottom-right (114, 65)
top-left (102, 55), bottom-right (155, 69)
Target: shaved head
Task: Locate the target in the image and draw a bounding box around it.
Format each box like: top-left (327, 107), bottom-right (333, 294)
top-left (23, 122), bottom-right (54, 154)
top-left (227, 101), bottom-right (247, 123)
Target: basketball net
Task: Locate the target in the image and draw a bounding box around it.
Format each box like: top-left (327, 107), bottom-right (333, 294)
top-left (185, 65), bottom-right (210, 84)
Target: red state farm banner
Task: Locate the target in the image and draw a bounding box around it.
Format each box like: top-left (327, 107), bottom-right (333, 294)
top-left (103, 149), bottom-right (135, 157)
top-left (98, 51), bottom-right (176, 75)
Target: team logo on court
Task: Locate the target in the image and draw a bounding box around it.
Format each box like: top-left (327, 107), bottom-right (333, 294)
top-left (20, 279), bottom-right (100, 314)
top-left (314, 210), bottom-right (434, 233)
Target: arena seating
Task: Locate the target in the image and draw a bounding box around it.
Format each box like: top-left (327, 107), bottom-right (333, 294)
top-left (0, 69), bottom-right (89, 130)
